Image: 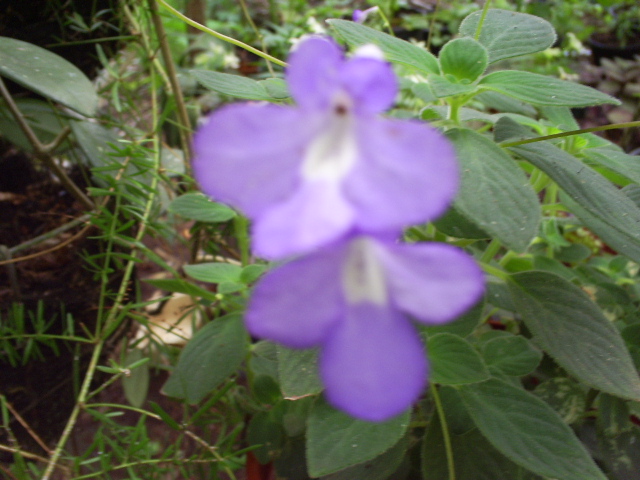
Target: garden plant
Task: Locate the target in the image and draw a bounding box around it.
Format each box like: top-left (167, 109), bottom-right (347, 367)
top-left (1, 0), bottom-right (640, 479)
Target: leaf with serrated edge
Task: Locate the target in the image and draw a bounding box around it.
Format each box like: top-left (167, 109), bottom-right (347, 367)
top-left (328, 19), bottom-right (439, 75)
top-left (509, 271), bottom-right (640, 400)
top-left (427, 333), bottom-right (490, 385)
top-left (459, 9), bottom-right (556, 63)
top-left (459, 377), bottom-right (607, 480)
top-left (306, 399), bottom-right (409, 477)
top-left (162, 313), bottom-right (248, 403)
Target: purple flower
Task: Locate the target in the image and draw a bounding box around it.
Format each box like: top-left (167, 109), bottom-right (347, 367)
top-left (245, 235), bottom-right (484, 421)
top-left (193, 37), bottom-right (458, 259)
top-left (353, 6), bottom-right (379, 23)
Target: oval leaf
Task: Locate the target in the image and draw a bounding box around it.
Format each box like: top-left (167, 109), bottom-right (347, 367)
top-left (277, 346), bottom-right (323, 399)
top-left (191, 70), bottom-right (271, 101)
top-left (504, 121), bottom-right (640, 264)
top-left (328, 19), bottom-right (439, 75)
top-left (0, 36), bottom-right (97, 116)
top-left (459, 9), bottom-right (556, 63)
top-left (169, 192), bottom-right (236, 223)
top-left (306, 399), bottom-right (409, 477)
top-left (509, 271), bottom-right (640, 400)
top-left (458, 377), bottom-right (607, 480)
top-left (427, 333), bottom-right (489, 385)
top-left (162, 313), bottom-right (248, 403)
top-left (481, 334), bottom-right (542, 376)
top-left (439, 37), bottom-right (488, 81)
top-left (447, 128), bottom-right (541, 252)
top-left (184, 262), bottom-right (242, 284)
top-left (480, 71), bottom-right (619, 107)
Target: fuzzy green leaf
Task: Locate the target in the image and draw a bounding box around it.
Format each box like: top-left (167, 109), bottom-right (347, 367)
top-left (459, 378), bottom-right (607, 480)
top-left (328, 19), bottom-right (439, 74)
top-left (509, 271), bottom-right (640, 400)
top-left (459, 9), bottom-right (556, 63)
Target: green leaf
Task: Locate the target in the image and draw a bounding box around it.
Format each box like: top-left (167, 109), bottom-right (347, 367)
top-left (0, 36), bottom-right (98, 116)
top-left (446, 128), bottom-right (540, 252)
top-left (277, 346), bottom-right (323, 399)
top-left (0, 99), bottom-right (71, 152)
top-left (534, 377), bottom-right (587, 425)
top-left (433, 205), bottom-right (490, 240)
top-left (327, 19), bottom-right (439, 75)
top-left (428, 74), bottom-right (476, 98)
top-left (184, 262), bottom-right (243, 284)
top-left (458, 377), bottom-right (607, 480)
top-left (168, 192), bottom-right (236, 223)
top-left (439, 38), bottom-right (488, 81)
top-left (260, 77), bottom-right (289, 99)
top-left (459, 9), bottom-right (556, 63)
top-left (583, 148), bottom-right (640, 185)
top-left (122, 349), bottom-right (149, 408)
top-left (423, 300), bottom-right (484, 338)
top-left (508, 271), bottom-right (640, 401)
top-left (422, 416), bottom-right (523, 480)
top-left (247, 409), bottom-right (285, 464)
top-left (306, 398), bottom-right (409, 477)
top-left (505, 125), bottom-right (640, 264)
top-left (142, 278), bottom-right (218, 302)
top-left (427, 333), bottom-right (489, 385)
top-left (320, 434), bottom-right (409, 480)
top-left (480, 71), bottom-right (620, 107)
top-left (162, 313), bottom-right (248, 403)
top-left (190, 70), bottom-right (272, 101)
top-left (481, 334), bottom-right (542, 376)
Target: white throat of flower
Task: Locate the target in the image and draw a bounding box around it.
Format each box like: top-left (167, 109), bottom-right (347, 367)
top-left (342, 238), bottom-right (388, 305)
top-left (301, 92), bottom-right (357, 181)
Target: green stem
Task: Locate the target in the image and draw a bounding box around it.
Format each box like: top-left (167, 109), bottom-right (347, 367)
top-left (432, 384), bottom-right (455, 480)
top-left (501, 120), bottom-right (640, 148)
top-left (480, 262), bottom-right (510, 282)
top-left (234, 215), bottom-right (250, 266)
top-left (474, 0), bottom-right (493, 40)
top-left (156, 0), bottom-right (286, 67)
top-left (237, 0), bottom-right (275, 75)
top-left (480, 238), bottom-right (502, 264)
top-left (41, 54), bottom-right (165, 480)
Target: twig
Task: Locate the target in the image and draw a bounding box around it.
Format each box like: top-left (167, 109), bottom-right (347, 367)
top-left (1, 396), bottom-right (51, 455)
top-left (0, 77), bottom-right (95, 210)
top-left (148, 0), bottom-right (193, 169)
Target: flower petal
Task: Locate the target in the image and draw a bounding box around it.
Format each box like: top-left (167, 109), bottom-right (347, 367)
top-left (286, 36), bottom-right (344, 111)
top-left (252, 181), bottom-right (356, 259)
top-left (193, 103), bottom-right (318, 217)
top-left (375, 241), bottom-right (485, 324)
top-left (346, 118), bottom-right (459, 231)
top-left (340, 57), bottom-right (397, 114)
top-left (320, 303), bottom-right (428, 421)
top-left (245, 244), bottom-right (346, 348)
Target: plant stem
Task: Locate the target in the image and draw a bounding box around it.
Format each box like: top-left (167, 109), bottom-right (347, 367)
top-left (480, 238), bottom-right (502, 263)
top-left (156, 0), bottom-right (286, 67)
top-left (432, 384), bottom-right (456, 480)
top-left (0, 77), bottom-right (94, 210)
top-left (474, 0), bottom-right (493, 40)
top-left (148, 0), bottom-right (193, 170)
top-left (501, 120), bottom-right (640, 148)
